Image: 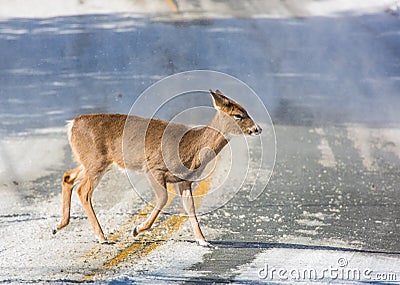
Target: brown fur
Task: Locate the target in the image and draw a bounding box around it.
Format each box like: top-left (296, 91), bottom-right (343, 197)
top-left (54, 89), bottom-right (261, 244)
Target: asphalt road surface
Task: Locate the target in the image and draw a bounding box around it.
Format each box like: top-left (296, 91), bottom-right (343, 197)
top-left (0, 0), bottom-right (400, 284)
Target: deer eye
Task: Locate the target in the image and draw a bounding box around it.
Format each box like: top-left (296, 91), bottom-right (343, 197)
top-left (233, 114), bottom-right (244, 121)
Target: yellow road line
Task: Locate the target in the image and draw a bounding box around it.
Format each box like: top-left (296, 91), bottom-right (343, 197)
top-left (103, 214), bottom-right (185, 269)
top-left (84, 178), bottom-right (211, 278)
top-left (103, 179), bottom-right (210, 269)
top-left (106, 184), bottom-right (177, 243)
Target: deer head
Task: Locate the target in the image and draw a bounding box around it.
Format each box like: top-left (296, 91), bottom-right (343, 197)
top-left (209, 89), bottom-right (262, 136)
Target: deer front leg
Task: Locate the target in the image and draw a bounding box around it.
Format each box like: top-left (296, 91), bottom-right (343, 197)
top-left (77, 175), bottom-right (106, 243)
top-left (178, 181), bottom-right (210, 247)
top-left (133, 172), bottom-right (168, 236)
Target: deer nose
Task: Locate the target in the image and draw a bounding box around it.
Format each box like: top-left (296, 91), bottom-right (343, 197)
top-left (250, 125), bottom-right (262, 135)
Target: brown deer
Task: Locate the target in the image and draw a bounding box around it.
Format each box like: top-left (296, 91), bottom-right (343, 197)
top-left (53, 89), bottom-right (261, 246)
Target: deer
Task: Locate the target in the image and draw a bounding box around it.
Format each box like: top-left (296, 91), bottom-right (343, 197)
top-left (53, 89), bottom-right (262, 246)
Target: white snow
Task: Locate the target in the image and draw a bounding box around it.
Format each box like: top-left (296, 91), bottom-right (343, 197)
top-left (0, 0), bottom-right (171, 19)
top-left (0, 159), bottom-right (144, 282)
top-left (0, 135), bottom-right (66, 184)
top-left (107, 240), bottom-right (211, 284)
top-left (307, 0), bottom-right (395, 16)
top-left (2, 0), bottom-right (393, 20)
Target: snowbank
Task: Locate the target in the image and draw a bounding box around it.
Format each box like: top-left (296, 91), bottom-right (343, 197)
top-left (0, 0), bottom-right (171, 19)
top-left (307, 0), bottom-right (395, 16)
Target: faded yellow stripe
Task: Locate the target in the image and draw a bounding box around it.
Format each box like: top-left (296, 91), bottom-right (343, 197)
top-left (105, 184), bottom-right (176, 243)
top-left (102, 179), bottom-right (210, 269)
top-left (103, 214), bottom-right (186, 268)
top-left (84, 177), bottom-right (211, 278)
top-left (193, 177), bottom-right (211, 209)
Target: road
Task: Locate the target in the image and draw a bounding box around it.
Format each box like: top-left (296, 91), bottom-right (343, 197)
top-left (0, 0), bottom-right (399, 284)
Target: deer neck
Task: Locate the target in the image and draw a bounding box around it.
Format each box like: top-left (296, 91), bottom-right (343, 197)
top-left (198, 111), bottom-right (229, 156)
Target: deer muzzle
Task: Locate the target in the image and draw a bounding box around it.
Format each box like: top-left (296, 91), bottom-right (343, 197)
top-left (249, 124), bottom-right (262, 135)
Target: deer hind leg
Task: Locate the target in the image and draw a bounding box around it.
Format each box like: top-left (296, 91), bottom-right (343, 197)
top-left (54, 166), bottom-right (83, 234)
top-left (77, 169), bottom-right (108, 243)
top-left (133, 172), bottom-right (168, 237)
top-left (178, 181), bottom-right (210, 247)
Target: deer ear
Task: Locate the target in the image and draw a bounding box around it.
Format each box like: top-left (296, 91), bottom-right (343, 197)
top-left (209, 89), bottom-right (228, 109)
top-left (209, 89), bottom-right (220, 109)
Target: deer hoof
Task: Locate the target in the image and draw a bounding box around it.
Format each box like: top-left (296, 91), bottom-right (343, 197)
top-left (132, 226), bottom-right (139, 237)
top-left (52, 228), bottom-right (57, 235)
top-left (100, 239), bottom-right (115, 245)
top-left (96, 235), bottom-right (108, 244)
top-left (196, 239), bottom-right (212, 247)
top-left (99, 239), bottom-right (107, 244)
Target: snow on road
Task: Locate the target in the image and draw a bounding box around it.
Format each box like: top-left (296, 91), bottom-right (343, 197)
top-left (1, 0), bottom-right (400, 284)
